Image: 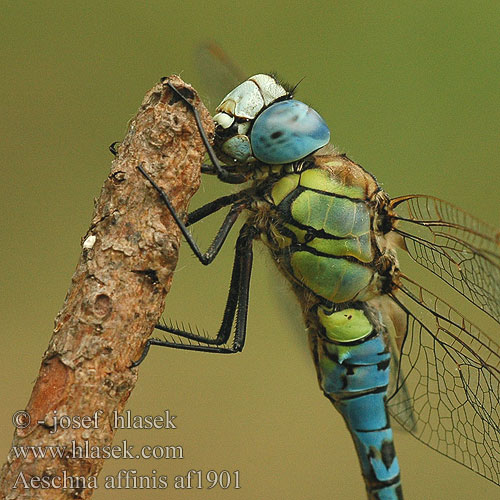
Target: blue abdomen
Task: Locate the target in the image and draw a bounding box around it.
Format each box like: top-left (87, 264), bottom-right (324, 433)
top-left (311, 307), bottom-right (403, 500)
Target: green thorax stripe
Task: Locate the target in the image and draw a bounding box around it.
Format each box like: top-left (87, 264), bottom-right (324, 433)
top-left (271, 169), bottom-right (367, 206)
top-left (290, 251), bottom-right (374, 303)
top-left (290, 191), bottom-right (370, 238)
top-left (271, 170), bottom-right (374, 263)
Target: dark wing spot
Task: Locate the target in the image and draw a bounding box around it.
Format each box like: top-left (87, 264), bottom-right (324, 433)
top-left (271, 131), bottom-right (283, 139)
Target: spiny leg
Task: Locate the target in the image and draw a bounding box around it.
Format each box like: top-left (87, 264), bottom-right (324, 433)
top-left (135, 166), bottom-right (252, 360)
top-left (133, 78), bottom-right (255, 363)
top-left (131, 224), bottom-right (257, 366)
top-left (153, 224), bottom-right (256, 348)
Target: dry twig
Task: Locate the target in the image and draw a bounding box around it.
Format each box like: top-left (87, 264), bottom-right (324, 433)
top-left (0, 75), bottom-right (212, 499)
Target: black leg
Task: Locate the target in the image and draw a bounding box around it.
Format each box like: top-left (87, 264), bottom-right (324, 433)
top-left (230, 224), bottom-right (255, 351)
top-left (187, 192), bottom-right (248, 226)
top-left (131, 224), bottom-right (257, 366)
top-left (109, 141), bottom-right (120, 156)
top-left (201, 163), bottom-right (218, 175)
top-left (165, 81), bottom-right (246, 185)
top-left (132, 77), bottom-right (261, 366)
top-left (138, 165), bottom-right (247, 264)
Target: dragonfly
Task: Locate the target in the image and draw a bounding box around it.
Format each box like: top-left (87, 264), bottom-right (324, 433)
top-left (131, 52), bottom-right (500, 499)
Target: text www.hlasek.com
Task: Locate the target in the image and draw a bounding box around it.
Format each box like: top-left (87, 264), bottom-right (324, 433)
top-left (11, 440), bottom-right (183, 460)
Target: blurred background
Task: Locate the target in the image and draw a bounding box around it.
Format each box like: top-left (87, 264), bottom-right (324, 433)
top-left (1, 1), bottom-right (499, 499)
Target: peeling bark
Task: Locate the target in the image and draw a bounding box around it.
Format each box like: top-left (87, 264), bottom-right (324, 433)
top-left (0, 75), bottom-right (212, 499)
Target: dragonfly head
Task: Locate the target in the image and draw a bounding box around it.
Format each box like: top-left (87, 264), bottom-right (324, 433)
top-left (213, 74), bottom-right (290, 165)
top-left (213, 74), bottom-right (330, 167)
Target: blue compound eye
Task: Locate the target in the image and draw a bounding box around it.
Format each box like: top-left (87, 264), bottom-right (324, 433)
top-left (250, 100), bottom-right (330, 164)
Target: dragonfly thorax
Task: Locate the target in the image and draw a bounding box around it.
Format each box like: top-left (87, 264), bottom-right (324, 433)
top-left (213, 74), bottom-right (330, 166)
top-left (249, 153), bottom-right (400, 307)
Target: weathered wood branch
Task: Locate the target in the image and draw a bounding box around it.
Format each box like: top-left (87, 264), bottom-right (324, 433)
top-left (0, 75), bottom-right (212, 499)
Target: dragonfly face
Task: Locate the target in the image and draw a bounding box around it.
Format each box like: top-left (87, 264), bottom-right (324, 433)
top-left (213, 74), bottom-right (330, 165)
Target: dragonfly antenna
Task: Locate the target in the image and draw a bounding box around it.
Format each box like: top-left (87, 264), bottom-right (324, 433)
top-left (291, 76), bottom-right (306, 95)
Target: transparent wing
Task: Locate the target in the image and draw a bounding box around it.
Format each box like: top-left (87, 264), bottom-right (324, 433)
top-left (390, 195), bottom-right (500, 324)
top-left (387, 275), bottom-right (500, 485)
top-left (195, 41), bottom-right (246, 111)
top-left (368, 295), bottom-right (417, 430)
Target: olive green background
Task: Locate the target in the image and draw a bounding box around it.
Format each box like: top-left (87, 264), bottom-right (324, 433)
top-left (1, 1), bottom-right (499, 499)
